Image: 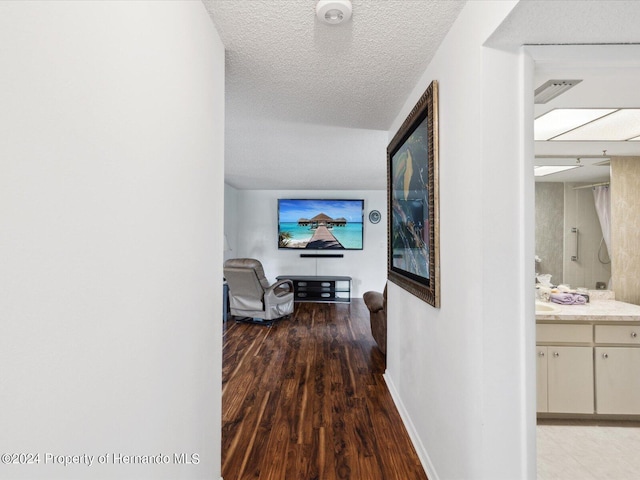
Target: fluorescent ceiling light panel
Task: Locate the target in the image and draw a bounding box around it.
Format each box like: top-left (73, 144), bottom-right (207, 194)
top-left (553, 109), bottom-right (640, 141)
top-left (534, 165), bottom-right (581, 177)
top-left (534, 109), bottom-right (615, 141)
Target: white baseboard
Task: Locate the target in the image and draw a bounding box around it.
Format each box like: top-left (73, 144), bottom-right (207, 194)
top-left (383, 372), bottom-right (439, 480)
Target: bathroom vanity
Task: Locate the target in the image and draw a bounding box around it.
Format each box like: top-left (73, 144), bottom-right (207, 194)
top-left (536, 296), bottom-right (640, 418)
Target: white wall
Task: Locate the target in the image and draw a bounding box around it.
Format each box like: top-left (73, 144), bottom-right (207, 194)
top-left (0, 2), bottom-right (224, 479)
top-left (384, 2), bottom-right (536, 479)
top-left (224, 184), bottom-right (239, 264)
top-left (225, 188), bottom-right (387, 297)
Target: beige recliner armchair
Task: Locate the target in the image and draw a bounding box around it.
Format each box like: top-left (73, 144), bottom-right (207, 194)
top-left (224, 258), bottom-right (294, 324)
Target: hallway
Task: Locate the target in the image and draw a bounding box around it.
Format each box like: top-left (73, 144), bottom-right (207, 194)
top-left (221, 300), bottom-right (427, 480)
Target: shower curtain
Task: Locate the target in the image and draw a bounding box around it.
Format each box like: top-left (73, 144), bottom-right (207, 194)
top-left (593, 185), bottom-right (612, 288)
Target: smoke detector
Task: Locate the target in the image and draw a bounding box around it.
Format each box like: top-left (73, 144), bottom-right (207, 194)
top-left (316, 0), bottom-right (352, 25)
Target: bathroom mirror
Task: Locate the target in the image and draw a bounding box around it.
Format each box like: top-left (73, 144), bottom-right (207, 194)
top-left (535, 158), bottom-right (611, 290)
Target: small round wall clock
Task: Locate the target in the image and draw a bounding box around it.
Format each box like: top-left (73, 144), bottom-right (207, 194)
top-left (368, 210), bottom-right (381, 224)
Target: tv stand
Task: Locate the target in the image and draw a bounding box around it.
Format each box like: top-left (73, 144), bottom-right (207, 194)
top-left (276, 275), bottom-right (351, 303)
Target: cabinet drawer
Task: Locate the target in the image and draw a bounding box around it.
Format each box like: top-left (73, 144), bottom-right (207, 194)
top-left (595, 325), bottom-right (640, 345)
top-left (537, 324), bottom-right (592, 344)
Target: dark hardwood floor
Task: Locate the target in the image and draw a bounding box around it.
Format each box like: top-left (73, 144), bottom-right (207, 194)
top-left (222, 299), bottom-right (428, 480)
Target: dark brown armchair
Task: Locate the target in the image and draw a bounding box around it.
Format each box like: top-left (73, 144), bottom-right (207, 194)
top-left (363, 284), bottom-right (387, 354)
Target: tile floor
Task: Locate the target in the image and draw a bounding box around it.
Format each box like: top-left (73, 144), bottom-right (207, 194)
top-left (537, 422), bottom-right (640, 479)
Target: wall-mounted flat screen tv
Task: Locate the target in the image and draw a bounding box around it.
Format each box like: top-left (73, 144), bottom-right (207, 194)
top-left (278, 199), bottom-right (364, 250)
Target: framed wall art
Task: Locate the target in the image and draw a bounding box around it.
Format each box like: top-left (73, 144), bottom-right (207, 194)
top-left (387, 80), bottom-right (440, 307)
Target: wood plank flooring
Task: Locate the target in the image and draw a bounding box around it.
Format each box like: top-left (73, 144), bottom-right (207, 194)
top-left (222, 299), bottom-right (428, 480)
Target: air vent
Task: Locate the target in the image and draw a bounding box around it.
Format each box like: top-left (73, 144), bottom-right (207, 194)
top-left (534, 79), bottom-right (582, 104)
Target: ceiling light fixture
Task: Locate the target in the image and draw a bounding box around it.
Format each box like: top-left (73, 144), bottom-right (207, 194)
top-left (534, 108), bottom-right (616, 141)
top-left (535, 108), bottom-right (640, 142)
top-left (316, 0), bottom-right (352, 25)
top-left (553, 108), bottom-right (640, 141)
top-left (534, 165), bottom-right (582, 177)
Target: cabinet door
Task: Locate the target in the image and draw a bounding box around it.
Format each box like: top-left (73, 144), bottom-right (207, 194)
top-left (536, 346), bottom-right (548, 413)
top-left (548, 346), bottom-right (594, 414)
top-left (595, 347), bottom-right (640, 414)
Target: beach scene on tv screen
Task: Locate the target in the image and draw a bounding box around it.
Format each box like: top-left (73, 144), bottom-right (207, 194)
top-left (278, 199), bottom-right (363, 250)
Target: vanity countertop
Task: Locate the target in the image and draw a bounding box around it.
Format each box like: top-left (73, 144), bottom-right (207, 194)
top-left (536, 300), bottom-right (640, 322)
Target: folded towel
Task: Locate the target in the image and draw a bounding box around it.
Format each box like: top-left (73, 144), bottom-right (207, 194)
top-left (573, 294), bottom-right (587, 305)
top-left (551, 292), bottom-right (575, 305)
top-left (550, 292), bottom-right (587, 305)
top-left (575, 292), bottom-right (590, 303)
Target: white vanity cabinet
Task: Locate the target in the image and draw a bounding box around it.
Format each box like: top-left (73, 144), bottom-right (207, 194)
top-left (595, 347), bottom-right (640, 414)
top-left (536, 302), bottom-right (640, 418)
top-left (548, 346), bottom-right (594, 413)
top-left (536, 325), bottom-right (594, 414)
top-left (594, 325), bottom-right (640, 414)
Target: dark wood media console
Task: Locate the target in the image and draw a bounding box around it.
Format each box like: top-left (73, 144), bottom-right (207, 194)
top-left (276, 275), bottom-right (352, 303)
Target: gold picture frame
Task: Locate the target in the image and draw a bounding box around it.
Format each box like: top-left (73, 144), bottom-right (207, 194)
top-left (387, 80), bottom-right (440, 307)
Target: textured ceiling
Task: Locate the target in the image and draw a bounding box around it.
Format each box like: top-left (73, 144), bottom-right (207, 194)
top-left (203, 0), bottom-right (465, 131)
top-left (202, 0), bottom-right (465, 190)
